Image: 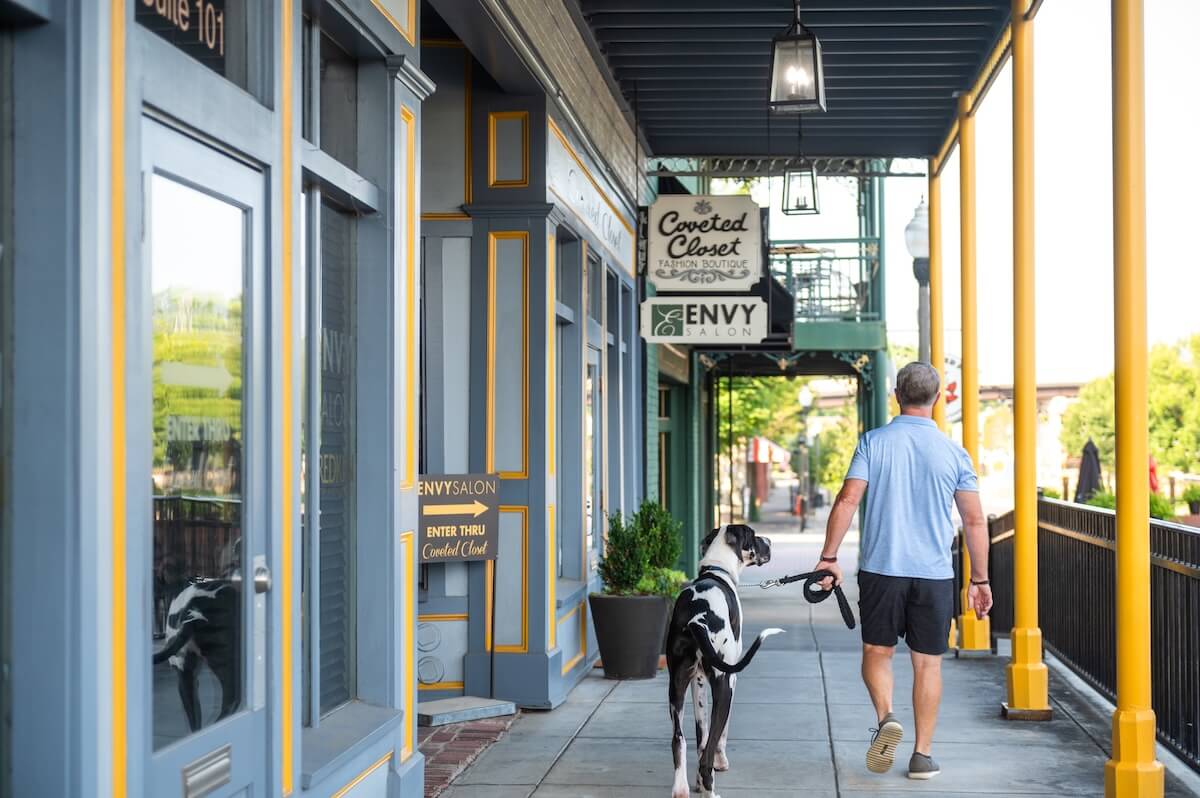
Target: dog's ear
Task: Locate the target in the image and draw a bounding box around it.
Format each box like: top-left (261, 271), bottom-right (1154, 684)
top-left (702, 527), bottom-right (721, 552)
top-left (724, 524), bottom-right (755, 552)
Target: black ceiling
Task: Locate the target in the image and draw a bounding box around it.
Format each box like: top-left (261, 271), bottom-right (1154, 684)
top-left (579, 0), bottom-right (1011, 159)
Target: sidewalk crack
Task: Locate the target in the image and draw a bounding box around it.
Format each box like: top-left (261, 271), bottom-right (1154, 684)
top-left (810, 603), bottom-right (843, 798)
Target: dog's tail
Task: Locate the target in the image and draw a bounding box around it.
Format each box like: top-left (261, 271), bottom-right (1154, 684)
top-left (688, 623), bottom-right (785, 674)
top-left (153, 625), bottom-right (193, 664)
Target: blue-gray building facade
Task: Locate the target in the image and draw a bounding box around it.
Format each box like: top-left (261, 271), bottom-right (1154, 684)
top-left (0, 0), bottom-right (645, 796)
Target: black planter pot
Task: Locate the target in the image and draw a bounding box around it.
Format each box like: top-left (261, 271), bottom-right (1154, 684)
top-left (588, 593), bottom-right (672, 680)
top-left (1189, 500), bottom-right (1200, 515)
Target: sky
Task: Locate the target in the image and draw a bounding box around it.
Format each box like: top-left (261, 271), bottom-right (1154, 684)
top-left (765, 1), bottom-right (1200, 386)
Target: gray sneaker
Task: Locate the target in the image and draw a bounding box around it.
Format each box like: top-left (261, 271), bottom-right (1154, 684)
top-left (907, 752), bottom-right (941, 780)
top-left (865, 713), bottom-right (904, 773)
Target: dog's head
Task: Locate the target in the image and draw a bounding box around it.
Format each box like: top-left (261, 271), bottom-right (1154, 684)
top-left (702, 524), bottom-right (772, 569)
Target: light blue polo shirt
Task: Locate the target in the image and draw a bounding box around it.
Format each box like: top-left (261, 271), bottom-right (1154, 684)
top-left (846, 415), bottom-right (979, 580)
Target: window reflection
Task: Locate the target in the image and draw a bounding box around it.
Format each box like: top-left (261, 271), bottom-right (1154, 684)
top-left (150, 174), bottom-right (246, 749)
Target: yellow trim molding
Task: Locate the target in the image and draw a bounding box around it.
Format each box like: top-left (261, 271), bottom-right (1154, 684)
top-left (580, 241), bottom-right (588, 581)
top-left (419, 681), bottom-right (466, 692)
top-left (495, 506), bottom-right (530, 653)
top-left (548, 504), bottom-right (556, 649)
top-left (485, 560), bottom-right (494, 651)
top-left (332, 751), bottom-right (393, 798)
top-left (419, 613), bottom-right (469, 622)
top-left (485, 231), bottom-right (530, 479)
top-left (371, 0), bottom-right (416, 46)
top-left (546, 118), bottom-right (636, 276)
top-left (281, 0), bottom-right (297, 792)
top-left (547, 233), bottom-right (556, 477)
top-left (465, 56), bottom-right (473, 205)
top-left (488, 110), bottom-right (530, 188)
top-left (401, 106), bottom-right (417, 489)
top-left (422, 212), bottom-right (470, 221)
top-left (109, 0), bottom-right (127, 794)
top-left (400, 530), bottom-right (416, 760)
top-left (559, 602), bottom-right (587, 675)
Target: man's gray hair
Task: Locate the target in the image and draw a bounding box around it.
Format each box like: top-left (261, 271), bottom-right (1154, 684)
top-left (895, 361), bottom-right (940, 407)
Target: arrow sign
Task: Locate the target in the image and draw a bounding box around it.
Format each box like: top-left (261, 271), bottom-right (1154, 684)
top-left (418, 474), bottom-right (499, 563)
top-left (422, 500), bottom-right (489, 518)
top-left (160, 362), bottom-right (236, 393)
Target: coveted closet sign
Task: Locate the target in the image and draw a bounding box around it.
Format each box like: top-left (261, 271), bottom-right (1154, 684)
top-left (647, 195), bottom-right (762, 292)
top-left (640, 297), bottom-right (768, 344)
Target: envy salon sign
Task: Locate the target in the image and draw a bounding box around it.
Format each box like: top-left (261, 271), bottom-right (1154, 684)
top-left (640, 297), bottom-right (768, 344)
top-left (647, 195), bottom-right (762, 292)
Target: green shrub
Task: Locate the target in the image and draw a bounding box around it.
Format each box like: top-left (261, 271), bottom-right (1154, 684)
top-left (1150, 493), bottom-right (1175, 520)
top-left (635, 567), bottom-right (689, 599)
top-left (598, 501), bottom-right (685, 596)
top-left (634, 500), bottom-right (683, 570)
top-left (1181, 484), bottom-right (1200, 504)
top-left (1086, 490), bottom-right (1176, 520)
top-left (1040, 487), bottom-right (1061, 500)
top-left (598, 511), bottom-right (649, 595)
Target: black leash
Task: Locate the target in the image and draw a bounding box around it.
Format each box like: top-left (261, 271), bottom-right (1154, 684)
top-left (757, 570), bottom-right (857, 630)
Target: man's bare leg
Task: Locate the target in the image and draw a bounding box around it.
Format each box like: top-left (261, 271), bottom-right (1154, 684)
top-left (862, 643), bottom-right (895, 722)
top-left (910, 651), bottom-right (942, 755)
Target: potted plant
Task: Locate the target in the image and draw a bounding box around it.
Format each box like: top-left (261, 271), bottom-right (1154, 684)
top-left (589, 501), bottom-right (687, 679)
top-left (1182, 485), bottom-right (1200, 516)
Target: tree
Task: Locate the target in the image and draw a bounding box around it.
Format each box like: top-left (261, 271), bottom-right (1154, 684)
top-left (1060, 335), bottom-right (1200, 473)
top-left (815, 416), bottom-right (858, 493)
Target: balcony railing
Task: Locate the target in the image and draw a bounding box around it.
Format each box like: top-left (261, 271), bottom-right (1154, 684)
top-left (986, 499), bottom-right (1200, 772)
top-left (770, 238), bottom-right (881, 322)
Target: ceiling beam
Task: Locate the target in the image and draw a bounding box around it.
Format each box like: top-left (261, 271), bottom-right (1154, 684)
top-left (586, 10), bottom-right (1002, 29)
top-left (595, 27), bottom-right (993, 43)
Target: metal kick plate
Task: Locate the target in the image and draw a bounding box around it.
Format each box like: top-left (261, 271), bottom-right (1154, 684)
top-left (181, 744), bottom-right (232, 798)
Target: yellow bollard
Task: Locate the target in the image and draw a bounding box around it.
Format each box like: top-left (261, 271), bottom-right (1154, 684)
top-left (1002, 0), bottom-right (1050, 721)
top-left (1105, 1), bottom-right (1163, 794)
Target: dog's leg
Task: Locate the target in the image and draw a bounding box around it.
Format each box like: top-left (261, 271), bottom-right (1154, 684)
top-left (691, 671), bottom-right (709, 754)
top-left (698, 673), bottom-right (733, 798)
top-left (713, 673), bottom-right (735, 771)
top-left (177, 653), bottom-right (202, 732)
top-left (668, 661), bottom-right (691, 798)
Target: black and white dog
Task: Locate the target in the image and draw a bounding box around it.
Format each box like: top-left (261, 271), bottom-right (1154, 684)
top-left (153, 576), bottom-right (242, 731)
top-left (665, 524), bottom-right (782, 798)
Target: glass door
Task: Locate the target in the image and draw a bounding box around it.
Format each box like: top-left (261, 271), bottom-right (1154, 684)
top-left (143, 117), bottom-right (268, 796)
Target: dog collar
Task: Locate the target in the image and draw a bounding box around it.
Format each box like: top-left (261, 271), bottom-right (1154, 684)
top-left (698, 564), bottom-right (736, 582)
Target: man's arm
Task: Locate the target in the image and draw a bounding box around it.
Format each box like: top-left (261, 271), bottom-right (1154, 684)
top-left (955, 489), bottom-right (993, 618)
top-left (812, 478), bottom-right (867, 587)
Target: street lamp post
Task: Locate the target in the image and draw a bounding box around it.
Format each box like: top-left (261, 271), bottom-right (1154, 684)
top-left (905, 198), bottom-right (931, 362)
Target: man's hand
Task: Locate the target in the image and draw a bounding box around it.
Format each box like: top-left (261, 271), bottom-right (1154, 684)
top-left (968, 583), bottom-right (993, 619)
top-left (813, 559), bottom-right (844, 590)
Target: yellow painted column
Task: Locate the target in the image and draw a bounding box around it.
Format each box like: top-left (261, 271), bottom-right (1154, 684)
top-left (957, 92), bottom-right (991, 652)
top-left (928, 164), bottom-right (945, 431)
top-left (1003, 1), bottom-right (1050, 719)
top-left (1105, 0), bottom-right (1163, 794)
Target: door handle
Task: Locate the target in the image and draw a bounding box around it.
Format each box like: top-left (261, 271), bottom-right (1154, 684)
top-left (254, 564), bottom-right (271, 594)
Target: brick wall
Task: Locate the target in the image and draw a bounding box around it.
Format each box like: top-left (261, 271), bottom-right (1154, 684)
top-left (504, 0), bottom-right (643, 199)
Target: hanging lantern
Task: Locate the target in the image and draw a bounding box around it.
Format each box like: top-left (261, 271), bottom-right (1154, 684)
top-left (768, 2), bottom-right (826, 113)
top-left (782, 159), bottom-right (819, 215)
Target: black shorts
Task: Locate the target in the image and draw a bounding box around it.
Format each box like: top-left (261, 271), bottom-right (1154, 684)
top-left (857, 570), bottom-right (955, 655)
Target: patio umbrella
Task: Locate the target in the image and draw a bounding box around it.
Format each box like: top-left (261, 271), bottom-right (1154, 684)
top-left (1075, 439), bottom-right (1103, 503)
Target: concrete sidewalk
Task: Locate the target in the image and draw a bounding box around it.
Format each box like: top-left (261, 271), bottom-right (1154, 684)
top-left (442, 496), bottom-right (1200, 797)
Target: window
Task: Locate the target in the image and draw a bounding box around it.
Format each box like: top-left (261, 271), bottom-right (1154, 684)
top-left (149, 173), bottom-right (247, 747)
top-left (318, 33), bottom-right (358, 170)
top-left (135, 1), bottom-right (261, 95)
top-left (555, 231), bottom-right (581, 578)
top-left (316, 199), bottom-right (357, 715)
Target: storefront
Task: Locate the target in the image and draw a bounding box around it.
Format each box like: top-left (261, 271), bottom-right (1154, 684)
top-left (3, 1), bottom-right (428, 796)
top-left (416, 5), bottom-right (643, 708)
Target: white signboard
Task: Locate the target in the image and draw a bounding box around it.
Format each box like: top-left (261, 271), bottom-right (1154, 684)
top-left (547, 120), bottom-right (635, 275)
top-left (647, 195), bottom-right (762, 292)
top-left (640, 297), bottom-right (768, 344)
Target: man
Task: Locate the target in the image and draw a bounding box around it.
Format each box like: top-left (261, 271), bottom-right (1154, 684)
top-left (813, 362), bottom-right (993, 780)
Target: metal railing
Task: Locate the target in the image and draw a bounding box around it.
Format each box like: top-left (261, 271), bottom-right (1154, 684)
top-left (770, 238), bottom-right (880, 322)
top-left (986, 499), bottom-right (1200, 771)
